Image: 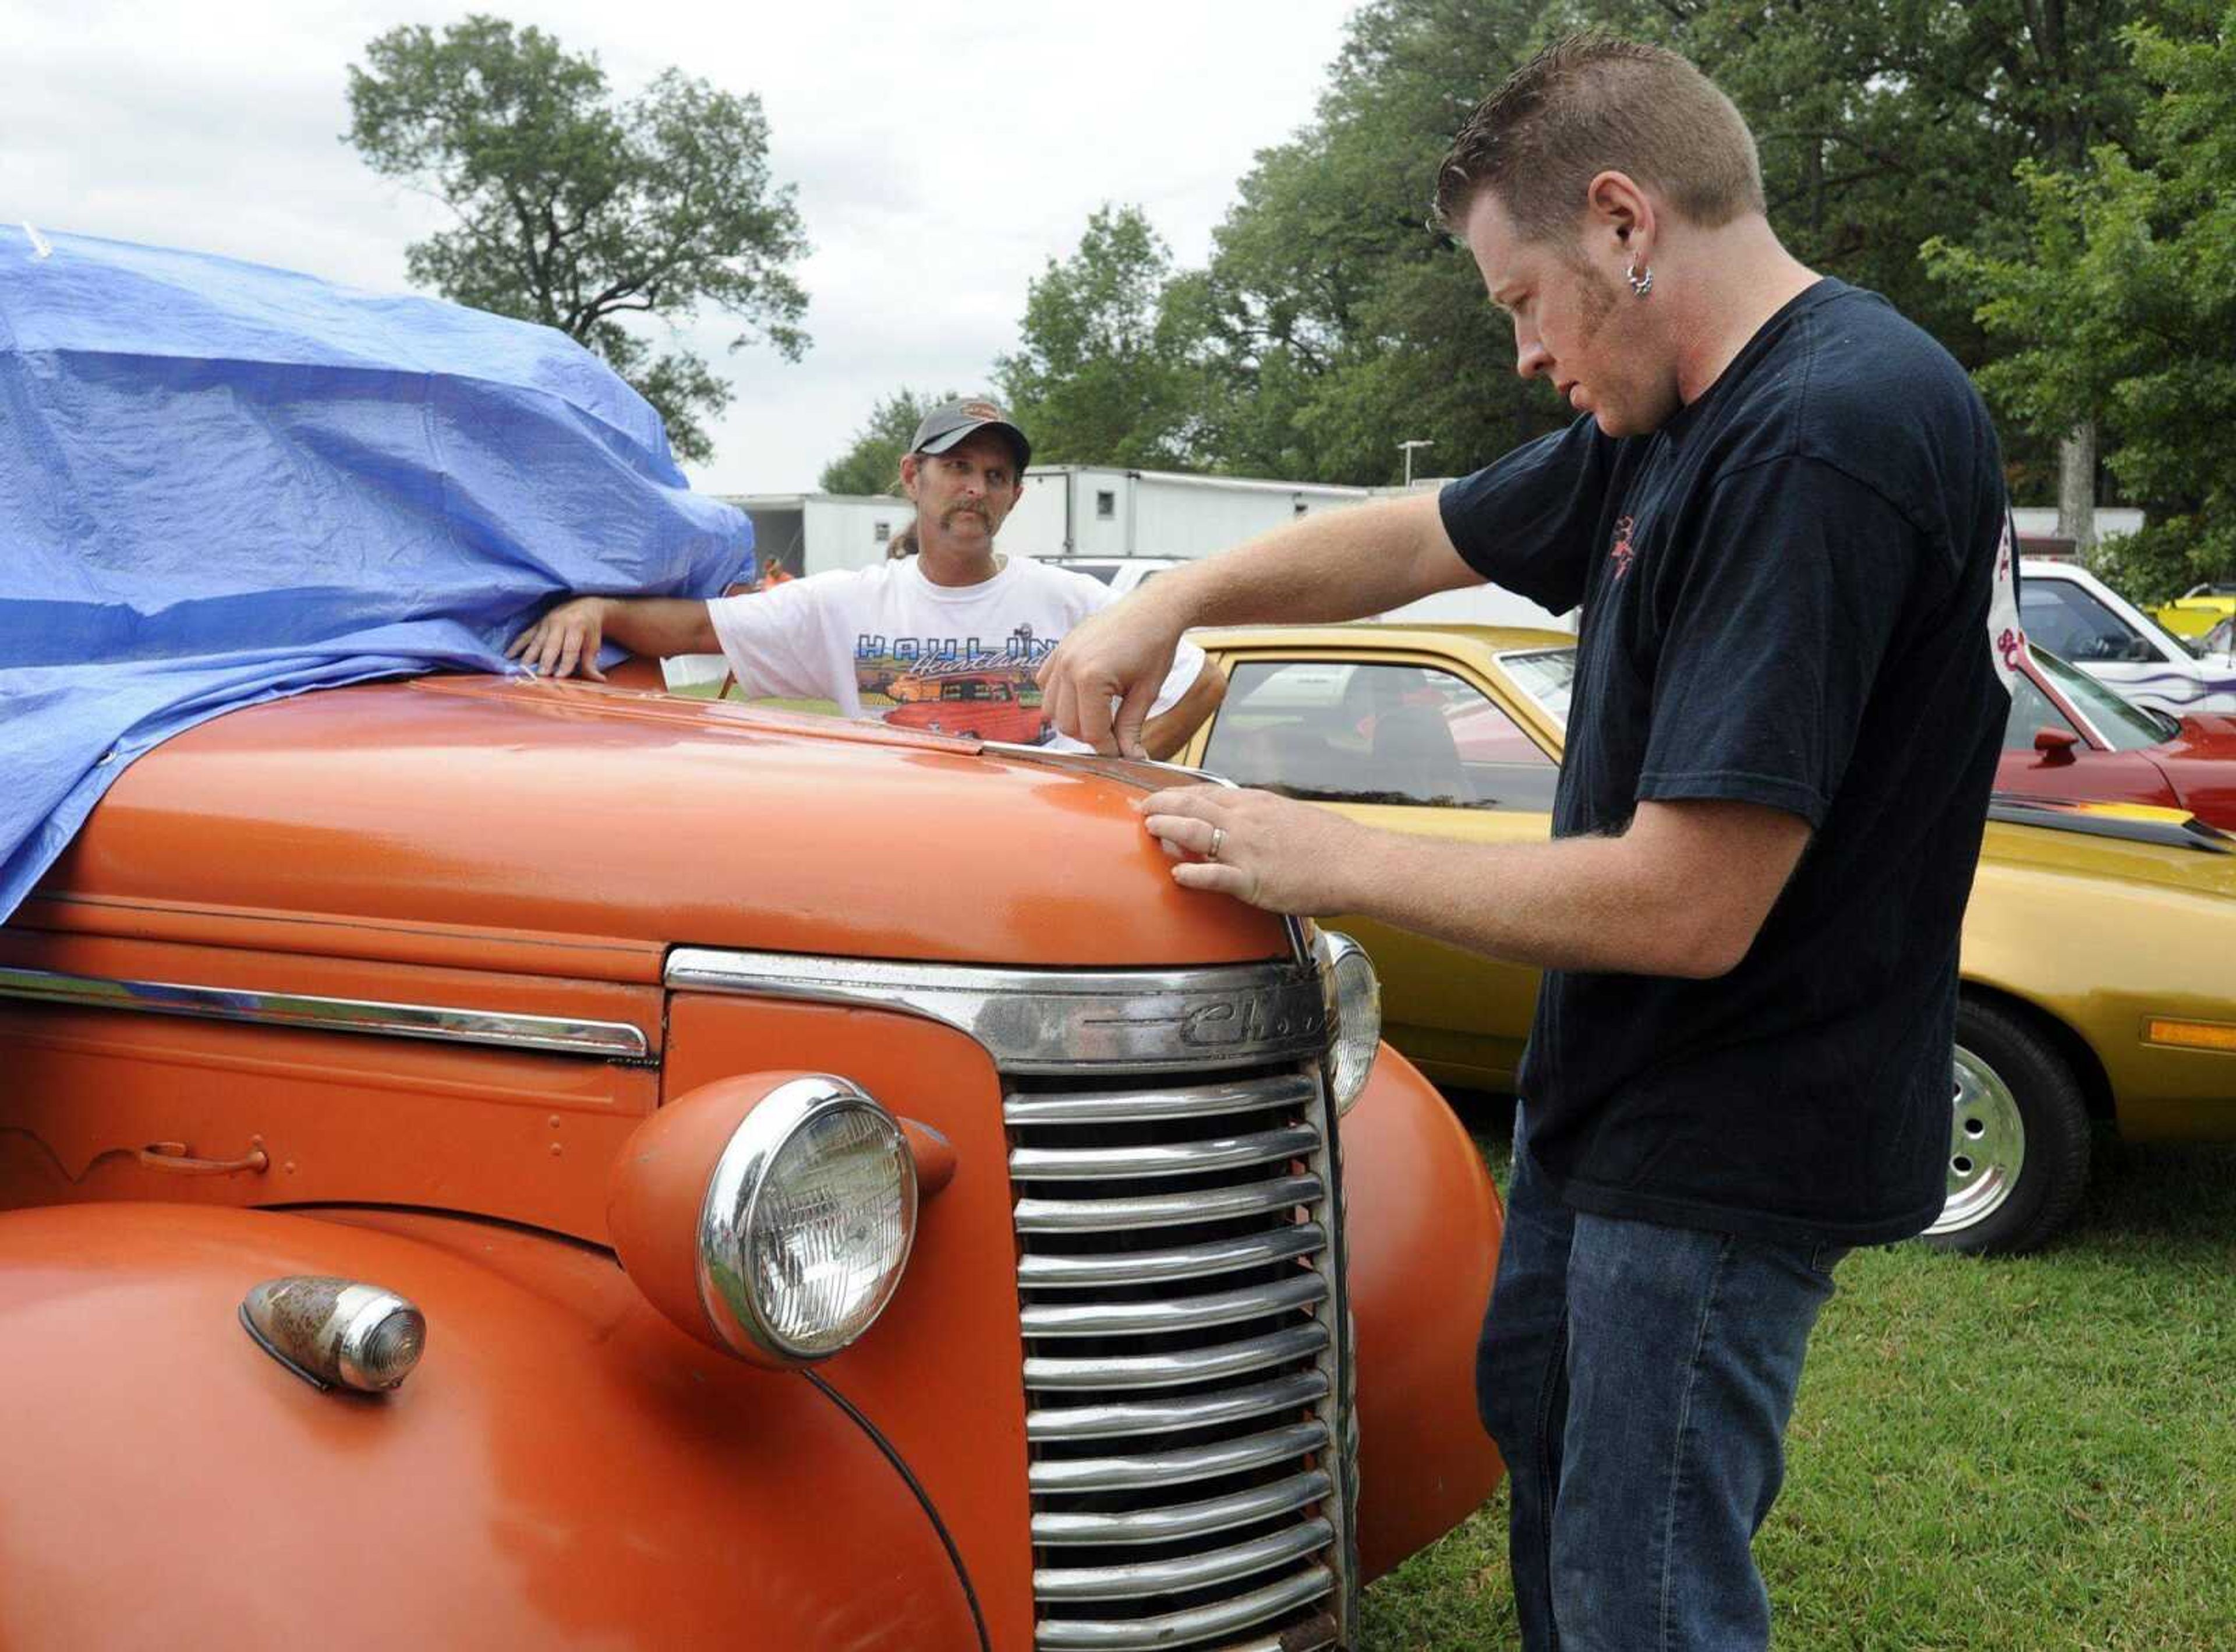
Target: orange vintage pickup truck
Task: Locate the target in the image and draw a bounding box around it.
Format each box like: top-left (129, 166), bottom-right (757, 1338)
top-left (0, 669), bottom-right (1505, 1651)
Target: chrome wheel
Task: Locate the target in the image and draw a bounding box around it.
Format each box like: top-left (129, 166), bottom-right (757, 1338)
top-left (1926, 1045), bottom-right (2026, 1236)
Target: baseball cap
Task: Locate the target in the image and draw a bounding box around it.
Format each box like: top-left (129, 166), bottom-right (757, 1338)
top-left (910, 397), bottom-right (1032, 473)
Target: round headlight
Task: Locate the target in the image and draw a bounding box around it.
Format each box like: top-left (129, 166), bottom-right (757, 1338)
top-left (1319, 930), bottom-right (1382, 1114)
top-left (699, 1077), bottom-right (918, 1363)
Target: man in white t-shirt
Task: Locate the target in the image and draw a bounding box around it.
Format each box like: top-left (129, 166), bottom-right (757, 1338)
top-left (508, 398), bottom-right (1223, 757)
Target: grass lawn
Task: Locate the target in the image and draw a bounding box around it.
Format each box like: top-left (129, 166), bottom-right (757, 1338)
top-left (1362, 1104), bottom-right (2236, 1650)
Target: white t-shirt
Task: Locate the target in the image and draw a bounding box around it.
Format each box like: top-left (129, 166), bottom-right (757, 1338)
top-left (705, 555), bottom-right (1207, 752)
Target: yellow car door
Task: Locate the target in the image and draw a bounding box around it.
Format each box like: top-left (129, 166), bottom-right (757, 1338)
top-left (1181, 632), bottom-right (1563, 1092)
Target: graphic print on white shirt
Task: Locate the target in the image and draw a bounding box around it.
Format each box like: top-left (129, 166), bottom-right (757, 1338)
top-left (1984, 511), bottom-right (2025, 698)
top-left (706, 556), bottom-right (1204, 749)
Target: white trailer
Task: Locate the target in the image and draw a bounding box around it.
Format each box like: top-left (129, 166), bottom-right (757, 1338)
top-left (726, 493), bottom-right (917, 578)
top-left (1006, 466), bottom-right (1373, 560)
top-left (2009, 505), bottom-right (2147, 558)
top-left (1004, 468), bottom-right (1572, 630)
top-left (728, 471), bottom-right (1575, 632)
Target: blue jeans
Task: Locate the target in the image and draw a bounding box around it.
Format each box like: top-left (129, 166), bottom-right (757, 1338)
top-left (1476, 1105), bottom-right (1846, 1651)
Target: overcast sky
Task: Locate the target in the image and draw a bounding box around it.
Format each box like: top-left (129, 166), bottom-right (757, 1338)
top-left (5, 0), bottom-right (1361, 495)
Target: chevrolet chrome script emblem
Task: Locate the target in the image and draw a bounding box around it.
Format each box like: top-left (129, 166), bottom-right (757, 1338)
top-left (1107, 993), bottom-right (1329, 1049)
top-left (663, 950), bottom-right (1329, 1076)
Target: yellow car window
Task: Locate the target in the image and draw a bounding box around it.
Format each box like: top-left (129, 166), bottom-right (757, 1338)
top-left (1204, 658), bottom-right (1558, 812)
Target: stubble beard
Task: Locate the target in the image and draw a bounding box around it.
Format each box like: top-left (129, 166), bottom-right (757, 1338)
top-left (1568, 247), bottom-right (1621, 341)
top-left (1563, 253), bottom-right (1653, 434)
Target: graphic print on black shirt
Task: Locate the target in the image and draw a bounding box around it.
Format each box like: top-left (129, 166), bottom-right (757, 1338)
top-left (1439, 280), bottom-right (2012, 1246)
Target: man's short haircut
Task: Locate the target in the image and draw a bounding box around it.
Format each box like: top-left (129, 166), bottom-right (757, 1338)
top-left (1434, 34), bottom-right (1765, 243)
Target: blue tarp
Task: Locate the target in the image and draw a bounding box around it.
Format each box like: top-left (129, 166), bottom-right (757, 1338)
top-left (0, 227), bottom-right (754, 922)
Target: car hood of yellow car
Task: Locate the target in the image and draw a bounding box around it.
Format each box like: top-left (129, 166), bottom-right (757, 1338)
top-left (1982, 800), bottom-right (2236, 901)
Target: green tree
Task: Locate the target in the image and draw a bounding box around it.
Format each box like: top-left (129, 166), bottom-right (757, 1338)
top-left (1112, 0), bottom-right (2176, 492)
top-left (1191, 0), bottom-right (1584, 484)
top-left (1927, 5), bottom-right (2236, 600)
top-left (996, 206), bottom-right (1204, 469)
top-left (345, 15), bottom-right (809, 465)
top-left (818, 387), bottom-right (958, 495)
top-left (1643, 0), bottom-right (2178, 526)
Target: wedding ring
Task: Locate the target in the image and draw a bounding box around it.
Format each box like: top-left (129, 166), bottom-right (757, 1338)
top-left (1207, 825), bottom-right (1225, 861)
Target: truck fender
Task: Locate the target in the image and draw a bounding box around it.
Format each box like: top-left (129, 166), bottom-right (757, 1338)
top-left (1340, 1045), bottom-right (1508, 1579)
top-left (0, 1202), bottom-right (980, 1651)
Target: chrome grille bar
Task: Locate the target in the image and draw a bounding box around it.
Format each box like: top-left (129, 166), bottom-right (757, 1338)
top-left (1023, 1323), bottom-right (1331, 1392)
top-left (1010, 1125), bottom-right (1320, 1180)
top-left (1017, 1223), bottom-right (1326, 1289)
top-left (1031, 1469), bottom-right (1334, 1546)
top-left (1032, 1568), bottom-right (1336, 1651)
top-left (1019, 1274), bottom-right (1326, 1339)
top-left (1026, 1371), bottom-right (1328, 1442)
top-left (1033, 1519), bottom-right (1335, 1601)
top-left (1028, 1421), bottom-right (1329, 1495)
top-left (1004, 1074), bottom-right (1318, 1126)
top-left (1014, 1173), bottom-right (1322, 1233)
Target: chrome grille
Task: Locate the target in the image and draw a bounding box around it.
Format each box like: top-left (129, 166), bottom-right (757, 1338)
top-left (1009, 1061), bottom-right (1356, 1652)
top-left (661, 940), bottom-right (1357, 1650)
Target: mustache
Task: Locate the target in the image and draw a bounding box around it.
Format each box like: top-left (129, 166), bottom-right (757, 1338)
top-left (939, 503), bottom-right (991, 525)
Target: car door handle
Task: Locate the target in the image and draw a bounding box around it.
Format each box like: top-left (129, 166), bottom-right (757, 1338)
top-left (139, 1138), bottom-right (271, 1176)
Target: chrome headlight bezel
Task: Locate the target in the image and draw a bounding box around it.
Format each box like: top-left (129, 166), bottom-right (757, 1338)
top-left (696, 1075), bottom-right (919, 1364)
top-left (1316, 929), bottom-right (1382, 1115)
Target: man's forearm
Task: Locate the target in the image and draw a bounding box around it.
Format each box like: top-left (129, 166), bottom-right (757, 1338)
top-left (1322, 795), bottom-right (1810, 979)
top-left (601, 597), bottom-right (720, 659)
top-left (1335, 829), bottom-right (1741, 979)
top-left (1145, 493), bottom-right (1476, 630)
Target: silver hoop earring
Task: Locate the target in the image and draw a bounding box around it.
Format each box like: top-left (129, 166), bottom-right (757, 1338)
top-left (1626, 261), bottom-right (1654, 299)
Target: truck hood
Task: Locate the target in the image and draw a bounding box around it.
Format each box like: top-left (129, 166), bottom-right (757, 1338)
top-left (24, 677), bottom-right (1288, 975)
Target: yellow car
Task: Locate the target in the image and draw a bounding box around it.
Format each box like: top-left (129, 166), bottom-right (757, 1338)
top-left (1176, 624), bottom-right (2236, 1254)
top-left (2156, 584), bottom-right (2236, 641)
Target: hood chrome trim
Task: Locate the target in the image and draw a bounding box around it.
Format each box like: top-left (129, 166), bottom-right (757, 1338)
top-left (0, 965), bottom-right (652, 1060)
top-left (978, 741), bottom-right (1209, 793)
top-left (664, 949), bottom-right (1327, 1076)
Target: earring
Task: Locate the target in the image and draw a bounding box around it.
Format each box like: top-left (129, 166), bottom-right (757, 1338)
top-left (1626, 261), bottom-right (1654, 299)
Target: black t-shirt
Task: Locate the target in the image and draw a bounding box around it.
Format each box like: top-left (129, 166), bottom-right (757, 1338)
top-left (1439, 279), bottom-right (2012, 1246)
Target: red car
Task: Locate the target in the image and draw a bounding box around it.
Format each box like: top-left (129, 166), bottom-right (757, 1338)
top-left (881, 670), bottom-right (1050, 744)
top-left (1998, 645), bottom-right (2236, 829)
top-left (1460, 636), bottom-right (2236, 830)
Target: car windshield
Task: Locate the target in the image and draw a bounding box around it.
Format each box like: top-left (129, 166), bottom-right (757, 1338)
top-left (2032, 646), bottom-right (2180, 748)
top-left (1497, 647), bottom-right (1577, 727)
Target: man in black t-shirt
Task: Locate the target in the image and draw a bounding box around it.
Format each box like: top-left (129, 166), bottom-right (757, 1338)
top-left (1038, 33), bottom-right (2015, 1652)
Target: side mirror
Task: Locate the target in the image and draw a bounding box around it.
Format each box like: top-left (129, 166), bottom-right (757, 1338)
top-left (2033, 727), bottom-right (2081, 765)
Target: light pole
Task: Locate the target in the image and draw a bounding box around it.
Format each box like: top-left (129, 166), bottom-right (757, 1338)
top-left (1398, 438), bottom-right (1434, 487)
